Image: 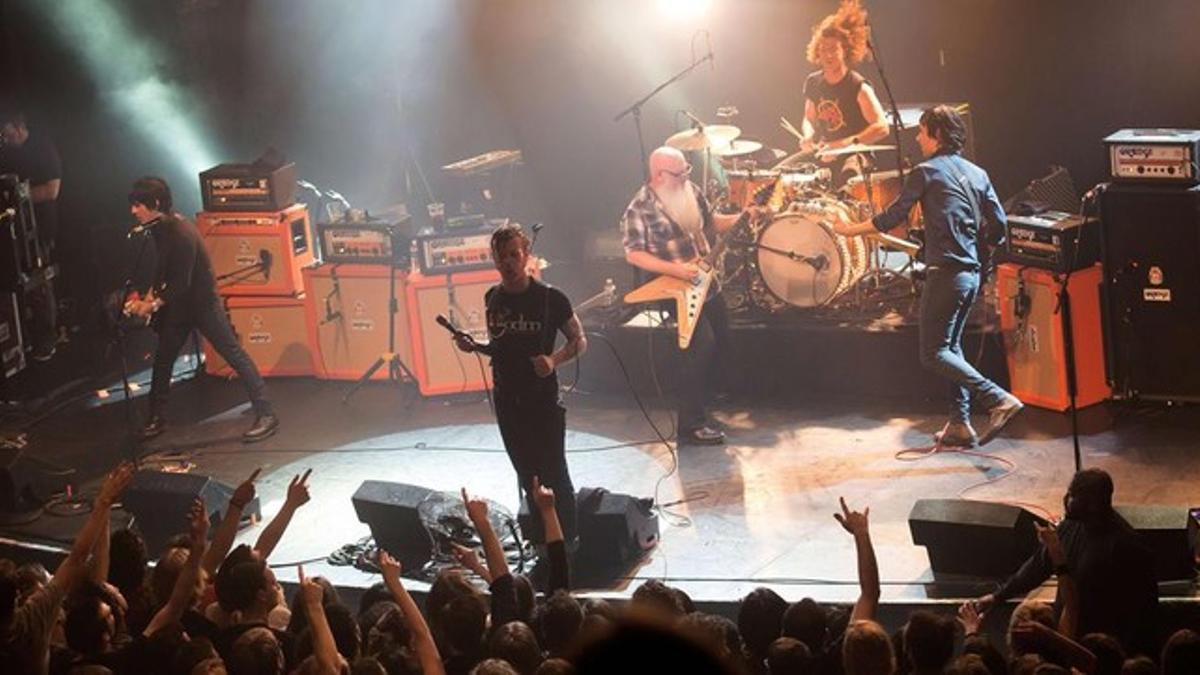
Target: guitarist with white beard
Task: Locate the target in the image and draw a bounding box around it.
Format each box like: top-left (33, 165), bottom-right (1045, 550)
top-left (620, 146), bottom-right (748, 446)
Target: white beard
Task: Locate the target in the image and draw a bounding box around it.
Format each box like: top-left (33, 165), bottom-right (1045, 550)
top-left (658, 181), bottom-right (703, 235)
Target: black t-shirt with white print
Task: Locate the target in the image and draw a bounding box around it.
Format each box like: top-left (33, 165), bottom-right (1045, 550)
top-left (484, 278), bottom-right (573, 398)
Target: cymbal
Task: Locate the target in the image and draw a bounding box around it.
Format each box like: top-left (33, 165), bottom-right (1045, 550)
top-left (711, 139), bottom-right (763, 157)
top-left (815, 143), bottom-right (896, 158)
top-left (665, 124), bottom-right (741, 152)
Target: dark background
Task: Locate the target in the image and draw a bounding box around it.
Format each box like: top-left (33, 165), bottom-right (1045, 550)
top-left (3, 0), bottom-right (1199, 297)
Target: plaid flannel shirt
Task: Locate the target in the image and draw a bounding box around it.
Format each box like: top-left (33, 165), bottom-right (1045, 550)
top-left (620, 183), bottom-right (713, 263)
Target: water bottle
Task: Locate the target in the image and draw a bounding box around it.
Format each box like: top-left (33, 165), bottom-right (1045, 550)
top-left (409, 239), bottom-right (420, 275)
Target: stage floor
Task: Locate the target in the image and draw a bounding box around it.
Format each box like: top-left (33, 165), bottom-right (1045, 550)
top-left (3, 363), bottom-right (1199, 608)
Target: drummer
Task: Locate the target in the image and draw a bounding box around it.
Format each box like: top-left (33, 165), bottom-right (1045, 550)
top-left (798, 0), bottom-right (889, 183)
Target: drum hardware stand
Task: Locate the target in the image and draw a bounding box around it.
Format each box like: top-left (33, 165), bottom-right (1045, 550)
top-left (867, 20), bottom-right (909, 183)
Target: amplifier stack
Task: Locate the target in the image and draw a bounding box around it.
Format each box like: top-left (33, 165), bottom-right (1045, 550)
top-left (197, 165), bottom-right (316, 379)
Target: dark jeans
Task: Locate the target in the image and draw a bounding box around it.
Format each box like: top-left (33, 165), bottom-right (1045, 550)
top-left (919, 267), bottom-right (1008, 422)
top-left (150, 297), bottom-right (271, 418)
top-left (494, 390), bottom-right (578, 544)
top-left (678, 294), bottom-right (731, 431)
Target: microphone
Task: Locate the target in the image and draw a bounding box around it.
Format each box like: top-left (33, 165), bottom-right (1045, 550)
top-left (1083, 183), bottom-right (1108, 202)
top-left (811, 254), bottom-right (829, 272)
top-left (435, 314), bottom-right (473, 342)
top-left (127, 216), bottom-right (163, 238)
top-left (683, 110), bottom-right (705, 130)
top-left (258, 249), bottom-right (273, 280)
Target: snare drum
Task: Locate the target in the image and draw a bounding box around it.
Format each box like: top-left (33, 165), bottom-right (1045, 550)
top-left (754, 202), bottom-right (868, 308)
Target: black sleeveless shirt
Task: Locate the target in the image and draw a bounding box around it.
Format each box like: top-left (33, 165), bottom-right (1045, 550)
top-left (803, 69), bottom-right (870, 143)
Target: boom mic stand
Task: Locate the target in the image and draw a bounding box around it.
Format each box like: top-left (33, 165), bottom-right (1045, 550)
top-left (110, 228), bottom-right (156, 464)
top-left (614, 50), bottom-right (715, 181)
top-left (866, 30), bottom-right (908, 183)
top-left (342, 222), bottom-right (419, 405)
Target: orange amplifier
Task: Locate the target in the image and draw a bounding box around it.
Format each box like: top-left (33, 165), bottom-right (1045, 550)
top-left (301, 264), bottom-right (414, 381)
top-left (405, 269), bottom-right (499, 396)
top-left (198, 204), bottom-right (314, 297)
top-left (203, 294), bottom-right (315, 378)
top-left (996, 263), bottom-right (1110, 411)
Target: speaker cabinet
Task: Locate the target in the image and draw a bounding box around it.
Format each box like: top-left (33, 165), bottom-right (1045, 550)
top-left (122, 470), bottom-right (261, 557)
top-left (302, 264), bottom-right (413, 381)
top-left (351, 481), bottom-right (436, 572)
top-left (198, 204), bottom-right (314, 297)
top-left (518, 487), bottom-right (659, 569)
top-left (405, 269), bottom-right (498, 396)
top-left (203, 294), bottom-right (315, 378)
top-left (909, 498), bottom-right (1048, 580)
top-left (1115, 504), bottom-right (1199, 582)
top-left (0, 291), bottom-right (24, 381)
top-left (996, 263), bottom-right (1110, 410)
top-left (1100, 184), bottom-right (1200, 400)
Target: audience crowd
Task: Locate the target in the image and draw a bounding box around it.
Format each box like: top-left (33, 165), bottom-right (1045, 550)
top-left (0, 464), bottom-right (1196, 675)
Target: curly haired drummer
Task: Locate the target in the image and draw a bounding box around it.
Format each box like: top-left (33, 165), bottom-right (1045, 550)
top-left (799, 1), bottom-right (889, 170)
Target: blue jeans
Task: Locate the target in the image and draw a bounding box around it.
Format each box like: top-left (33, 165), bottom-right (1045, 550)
top-left (919, 267), bottom-right (1008, 423)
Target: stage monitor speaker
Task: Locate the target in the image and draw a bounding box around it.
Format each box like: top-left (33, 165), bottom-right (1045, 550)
top-left (1100, 184), bottom-right (1200, 401)
top-left (301, 264), bottom-right (413, 381)
top-left (996, 263), bottom-right (1110, 411)
top-left (0, 446), bottom-right (68, 522)
top-left (909, 498), bottom-right (1048, 580)
top-left (204, 294), bottom-right (315, 378)
top-left (122, 470), bottom-right (262, 557)
top-left (405, 269), bottom-right (498, 396)
top-left (198, 204), bottom-right (314, 297)
top-left (518, 487), bottom-right (659, 569)
top-left (352, 480), bottom-right (436, 572)
top-left (1114, 504), bottom-right (1199, 582)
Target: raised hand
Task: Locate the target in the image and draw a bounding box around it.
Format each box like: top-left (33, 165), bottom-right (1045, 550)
top-left (98, 462), bottom-right (135, 507)
top-left (1035, 522), bottom-right (1066, 566)
top-left (231, 468), bottom-right (261, 508)
top-left (957, 600), bottom-right (984, 635)
top-left (531, 476), bottom-right (555, 512)
top-left (461, 487), bottom-right (489, 525)
top-left (285, 469), bottom-right (312, 509)
top-left (298, 564), bottom-right (323, 608)
top-left (378, 550), bottom-right (402, 582)
top-left (833, 496), bottom-right (870, 536)
top-left (188, 497), bottom-right (210, 547)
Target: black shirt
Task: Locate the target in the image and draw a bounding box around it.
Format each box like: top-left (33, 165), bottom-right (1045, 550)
top-left (803, 70), bottom-right (870, 143)
top-left (0, 127), bottom-right (62, 241)
top-left (148, 213), bottom-right (219, 325)
top-left (484, 279), bottom-right (573, 398)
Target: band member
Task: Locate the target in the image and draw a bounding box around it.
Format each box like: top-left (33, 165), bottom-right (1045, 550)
top-left (833, 106), bottom-right (1023, 446)
top-left (621, 146), bottom-right (744, 446)
top-left (453, 224), bottom-right (586, 545)
top-left (799, 1), bottom-right (889, 176)
top-left (123, 177), bottom-right (279, 442)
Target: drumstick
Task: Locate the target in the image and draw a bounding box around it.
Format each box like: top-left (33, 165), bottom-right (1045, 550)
top-left (779, 116), bottom-right (804, 142)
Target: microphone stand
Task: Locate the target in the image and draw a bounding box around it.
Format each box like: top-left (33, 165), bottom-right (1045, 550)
top-left (110, 231), bottom-right (155, 466)
top-left (866, 33), bottom-right (907, 183)
top-left (614, 51), bottom-right (715, 181)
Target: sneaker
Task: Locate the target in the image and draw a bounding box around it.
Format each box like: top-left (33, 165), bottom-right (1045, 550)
top-left (680, 425), bottom-right (725, 446)
top-left (140, 416), bottom-right (167, 441)
top-left (242, 414), bottom-right (279, 443)
top-left (934, 421), bottom-right (978, 448)
top-left (980, 395), bottom-right (1024, 445)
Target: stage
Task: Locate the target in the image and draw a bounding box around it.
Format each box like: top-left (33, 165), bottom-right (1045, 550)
top-left (2, 318), bottom-right (1198, 624)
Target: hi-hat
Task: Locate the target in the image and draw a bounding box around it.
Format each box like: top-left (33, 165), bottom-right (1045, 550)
top-left (665, 124), bottom-right (741, 152)
top-left (815, 143), bottom-right (896, 158)
top-left (711, 139), bottom-right (763, 157)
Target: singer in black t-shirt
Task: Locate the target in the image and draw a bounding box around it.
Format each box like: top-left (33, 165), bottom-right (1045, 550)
top-left (453, 224), bottom-right (587, 546)
top-left (123, 177), bottom-right (278, 443)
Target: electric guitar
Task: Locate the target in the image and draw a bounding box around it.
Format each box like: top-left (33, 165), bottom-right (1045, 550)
top-left (122, 286), bottom-right (164, 331)
top-left (624, 183), bottom-right (775, 349)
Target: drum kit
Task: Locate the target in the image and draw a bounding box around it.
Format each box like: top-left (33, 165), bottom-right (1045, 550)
top-left (664, 111), bottom-right (922, 314)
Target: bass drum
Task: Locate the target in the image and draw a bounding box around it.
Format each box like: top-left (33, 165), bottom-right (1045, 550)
top-left (754, 204), bottom-right (868, 308)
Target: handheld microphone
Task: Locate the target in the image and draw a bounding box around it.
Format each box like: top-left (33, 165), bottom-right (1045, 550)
top-left (435, 314), bottom-right (474, 342)
top-left (258, 249), bottom-right (273, 280)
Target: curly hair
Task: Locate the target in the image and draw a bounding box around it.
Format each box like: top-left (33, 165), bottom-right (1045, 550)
top-left (806, 0), bottom-right (871, 66)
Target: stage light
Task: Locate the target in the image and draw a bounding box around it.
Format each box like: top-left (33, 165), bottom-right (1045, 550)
top-left (38, 1), bottom-right (218, 179)
top-left (657, 0), bottom-right (713, 21)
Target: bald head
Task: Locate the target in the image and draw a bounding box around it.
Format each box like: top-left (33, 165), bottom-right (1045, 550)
top-left (649, 146), bottom-right (689, 188)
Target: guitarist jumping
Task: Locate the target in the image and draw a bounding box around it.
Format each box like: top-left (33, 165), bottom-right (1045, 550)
top-left (620, 146), bottom-right (758, 446)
